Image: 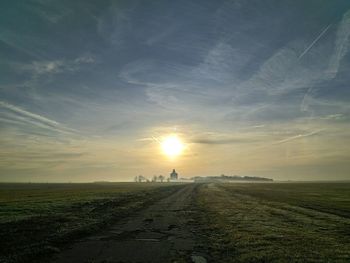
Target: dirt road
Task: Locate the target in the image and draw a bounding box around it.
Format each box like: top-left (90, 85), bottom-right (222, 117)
top-left (53, 184), bottom-right (207, 263)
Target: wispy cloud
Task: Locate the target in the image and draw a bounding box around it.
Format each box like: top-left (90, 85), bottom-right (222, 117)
top-left (273, 129), bottom-right (324, 145)
top-left (328, 10), bottom-right (350, 77)
top-left (0, 101), bottom-right (77, 135)
top-left (189, 130), bottom-right (263, 145)
top-left (17, 55), bottom-right (95, 76)
top-left (191, 138), bottom-right (252, 145)
top-left (0, 101), bottom-right (59, 126)
top-left (320, 114), bottom-right (345, 120)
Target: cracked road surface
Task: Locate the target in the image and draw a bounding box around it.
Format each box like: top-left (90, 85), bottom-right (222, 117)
top-left (53, 184), bottom-right (206, 263)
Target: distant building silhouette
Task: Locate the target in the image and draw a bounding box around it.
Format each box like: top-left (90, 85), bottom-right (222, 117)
top-left (170, 169), bottom-right (178, 180)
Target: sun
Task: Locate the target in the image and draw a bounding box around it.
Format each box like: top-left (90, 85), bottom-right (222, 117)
top-left (161, 135), bottom-right (184, 157)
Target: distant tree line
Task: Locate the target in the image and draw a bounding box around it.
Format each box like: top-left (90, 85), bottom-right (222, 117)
top-left (192, 174), bottom-right (273, 182)
top-left (134, 175), bottom-right (169, 183)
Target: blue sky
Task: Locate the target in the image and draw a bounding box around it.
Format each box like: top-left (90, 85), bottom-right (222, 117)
top-left (1, 0), bottom-right (350, 182)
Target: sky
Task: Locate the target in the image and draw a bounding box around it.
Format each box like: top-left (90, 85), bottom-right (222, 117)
top-left (1, 0), bottom-right (350, 182)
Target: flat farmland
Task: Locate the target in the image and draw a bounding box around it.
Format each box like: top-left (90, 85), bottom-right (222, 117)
top-left (195, 182), bottom-right (350, 262)
top-left (1, 182), bottom-right (350, 262)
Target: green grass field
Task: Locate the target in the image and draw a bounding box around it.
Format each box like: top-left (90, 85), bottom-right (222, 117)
top-left (195, 182), bottom-right (350, 262)
top-left (0, 183), bottom-right (182, 263)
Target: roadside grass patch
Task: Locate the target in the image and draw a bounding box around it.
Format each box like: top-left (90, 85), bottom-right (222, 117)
top-left (194, 183), bottom-right (350, 262)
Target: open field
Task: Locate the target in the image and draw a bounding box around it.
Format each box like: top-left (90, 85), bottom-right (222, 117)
top-left (195, 182), bottom-right (350, 262)
top-left (0, 182), bottom-right (350, 262)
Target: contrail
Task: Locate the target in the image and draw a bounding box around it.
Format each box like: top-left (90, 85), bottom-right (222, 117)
top-left (273, 129), bottom-right (324, 145)
top-left (0, 101), bottom-right (77, 134)
top-left (298, 24), bottom-right (332, 59)
top-left (152, 136), bottom-right (161, 144)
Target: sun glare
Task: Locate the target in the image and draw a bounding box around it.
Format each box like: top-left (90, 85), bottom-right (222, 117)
top-left (161, 135), bottom-right (184, 157)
